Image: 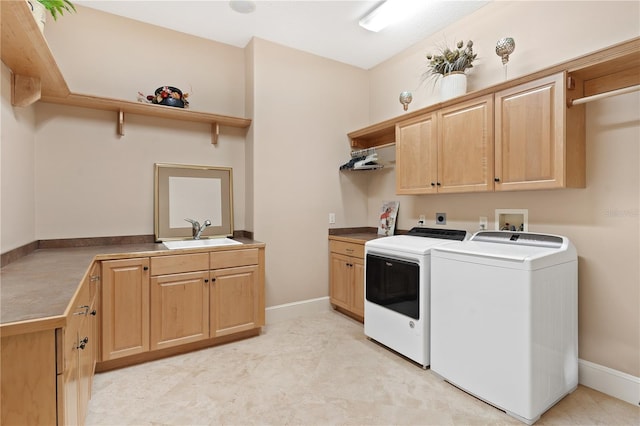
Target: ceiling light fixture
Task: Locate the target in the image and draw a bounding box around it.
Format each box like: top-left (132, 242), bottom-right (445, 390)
top-left (229, 0), bottom-right (256, 14)
top-left (359, 0), bottom-right (415, 32)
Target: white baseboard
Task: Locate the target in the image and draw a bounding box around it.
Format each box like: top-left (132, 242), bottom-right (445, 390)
top-left (265, 296), bottom-right (331, 324)
top-left (579, 359), bottom-right (640, 406)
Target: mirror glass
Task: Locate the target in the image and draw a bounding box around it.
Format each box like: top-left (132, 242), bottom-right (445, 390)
top-left (155, 163), bottom-right (234, 241)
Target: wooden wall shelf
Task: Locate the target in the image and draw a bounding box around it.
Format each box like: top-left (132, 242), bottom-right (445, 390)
top-left (0, 1), bottom-right (251, 144)
top-left (348, 37), bottom-right (640, 150)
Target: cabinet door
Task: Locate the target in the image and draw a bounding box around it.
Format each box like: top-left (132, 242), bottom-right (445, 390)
top-left (351, 257), bottom-right (365, 318)
top-left (75, 269), bottom-right (97, 424)
top-left (62, 330), bottom-right (80, 426)
top-left (329, 252), bottom-right (352, 311)
top-left (77, 312), bottom-right (93, 423)
top-left (150, 271), bottom-right (210, 350)
top-left (210, 265), bottom-right (259, 337)
top-left (1, 331), bottom-right (58, 425)
top-left (438, 95), bottom-right (494, 193)
top-left (495, 73), bottom-right (570, 190)
top-left (101, 258), bottom-right (150, 360)
top-left (396, 113), bottom-right (438, 194)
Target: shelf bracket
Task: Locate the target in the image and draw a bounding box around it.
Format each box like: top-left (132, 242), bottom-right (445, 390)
top-left (11, 74), bottom-right (41, 107)
top-left (211, 122), bottom-right (219, 145)
top-left (117, 110), bottom-right (125, 136)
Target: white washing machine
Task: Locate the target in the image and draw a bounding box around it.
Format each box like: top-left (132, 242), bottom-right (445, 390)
top-left (364, 227), bottom-right (468, 368)
top-left (430, 231), bottom-right (578, 425)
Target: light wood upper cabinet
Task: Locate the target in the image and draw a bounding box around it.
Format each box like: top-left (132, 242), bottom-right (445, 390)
top-left (396, 95), bottom-right (494, 195)
top-left (438, 95), bottom-right (494, 193)
top-left (101, 258), bottom-right (150, 360)
top-left (150, 270), bottom-right (210, 350)
top-left (396, 113), bottom-right (438, 194)
top-left (494, 73), bottom-right (585, 190)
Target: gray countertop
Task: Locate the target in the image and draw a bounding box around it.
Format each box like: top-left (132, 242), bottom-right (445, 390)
top-left (0, 239), bottom-right (262, 327)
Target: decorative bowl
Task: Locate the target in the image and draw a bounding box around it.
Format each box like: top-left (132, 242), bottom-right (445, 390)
top-left (152, 86), bottom-right (186, 108)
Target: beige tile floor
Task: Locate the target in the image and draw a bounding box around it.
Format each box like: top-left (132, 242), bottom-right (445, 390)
top-left (87, 310), bottom-right (639, 426)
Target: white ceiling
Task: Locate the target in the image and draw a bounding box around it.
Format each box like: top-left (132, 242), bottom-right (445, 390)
top-left (74, 0), bottom-right (490, 70)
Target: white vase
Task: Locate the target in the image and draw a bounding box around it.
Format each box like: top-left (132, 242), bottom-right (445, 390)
top-left (26, 0), bottom-right (47, 33)
top-left (440, 72), bottom-right (467, 101)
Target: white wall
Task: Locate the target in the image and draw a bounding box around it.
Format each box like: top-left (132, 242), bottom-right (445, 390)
top-left (1, 63), bottom-right (36, 252)
top-left (250, 38), bottom-right (369, 306)
top-left (31, 6), bottom-right (247, 239)
top-left (33, 104), bottom-right (247, 239)
top-left (365, 1), bottom-right (640, 377)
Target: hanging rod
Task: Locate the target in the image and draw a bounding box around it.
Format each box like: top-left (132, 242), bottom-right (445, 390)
top-left (569, 84), bottom-right (640, 107)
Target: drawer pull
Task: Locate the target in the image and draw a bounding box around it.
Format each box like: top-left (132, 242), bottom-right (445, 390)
top-left (345, 248), bottom-right (353, 253)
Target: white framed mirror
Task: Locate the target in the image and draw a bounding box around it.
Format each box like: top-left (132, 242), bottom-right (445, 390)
top-left (155, 163), bottom-right (234, 241)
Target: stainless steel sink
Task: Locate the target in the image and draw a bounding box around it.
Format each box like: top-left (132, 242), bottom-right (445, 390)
top-left (162, 238), bottom-right (242, 250)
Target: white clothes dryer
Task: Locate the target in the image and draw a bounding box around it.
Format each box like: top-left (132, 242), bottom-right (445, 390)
top-left (430, 231), bottom-right (578, 425)
top-left (364, 227), bottom-right (468, 368)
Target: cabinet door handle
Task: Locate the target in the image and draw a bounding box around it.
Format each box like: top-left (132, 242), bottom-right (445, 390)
top-left (211, 277), bottom-right (216, 282)
top-left (77, 337), bottom-right (89, 350)
top-left (90, 310), bottom-right (97, 316)
top-left (436, 182), bottom-right (441, 186)
top-left (90, 275), bottom-right (100, 282)
top-left (73, 305), bottom-right (90, 316)
top-left (143, 266), bottom-right (149, 271)
top-left (204, 279), bottom-right (209, 283)
top-left (430, 182), bottom-right (435, 186)
top-left (494, 177), bottom-right (500, 182)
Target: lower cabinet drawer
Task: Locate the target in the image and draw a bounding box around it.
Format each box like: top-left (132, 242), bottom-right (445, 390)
top-left (329, 240), bottom-right (364, 258)
top-left (210, 249), bottom-right (259, 269)
top-left (151, 253), bottom-right (209, 276)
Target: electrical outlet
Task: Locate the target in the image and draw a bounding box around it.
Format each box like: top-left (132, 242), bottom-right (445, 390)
top-left (479, 216), bottom-right (488, 230)
top-left (418, 214), bottom-right (426, 226)
top-left (329, 213), bottom-right (336, 224)
top-left (435, 212), bottom-right (446, 225)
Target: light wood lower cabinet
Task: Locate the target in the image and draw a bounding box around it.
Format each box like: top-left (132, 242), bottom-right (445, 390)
top-left (148, 249), bottom-right (262, 348)
top-left (0, 265), bottom-right (99, 426)
top-left (211, 264), bottom-right (260, 337)
top-left (60, 264), bottom-right (98, 426)
top-left (101, 257), bottom-right (150, 361)
top-left (150, 270), bottom-right (210, 350)
top-left (1, 330), bottom-right (58, 425)
top-left (329, 240), bottom-right (365, 320)
top-left (0, 246), bottom-right (264, 426)
top-left (102, 248), bottom-right (265, 359)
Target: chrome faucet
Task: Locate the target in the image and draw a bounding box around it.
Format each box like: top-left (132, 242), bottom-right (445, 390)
top-left (184, 218), bottom-right (212, 240)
